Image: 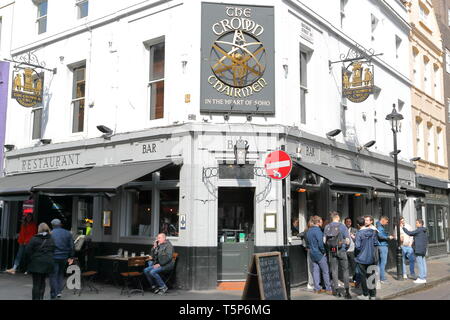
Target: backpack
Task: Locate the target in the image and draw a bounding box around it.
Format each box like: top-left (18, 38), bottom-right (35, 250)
top-left (326, 224), bottom-right (343, 255)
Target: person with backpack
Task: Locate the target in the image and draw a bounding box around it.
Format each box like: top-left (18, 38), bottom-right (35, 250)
top-left (306, 215), bottom-right (332, 295)
top-left (355, 216), bottom-right (380, 300)
top-left (402, 219), bottom-right (428, 284)
top-left (376, 216), bottom-right (393, 284)
top-left (25, 223), bottom-right (55, 300)
top-left (324, 211), bottom-right (352, 299)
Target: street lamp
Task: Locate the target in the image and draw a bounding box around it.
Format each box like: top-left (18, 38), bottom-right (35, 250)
top-left (385, 103), bottom-right (404, 281)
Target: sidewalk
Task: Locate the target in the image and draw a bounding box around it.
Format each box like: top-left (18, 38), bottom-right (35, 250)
top-left (0, 255), bottom-right (448, 300)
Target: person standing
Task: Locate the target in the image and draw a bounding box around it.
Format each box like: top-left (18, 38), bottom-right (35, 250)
top-left (25, 223), bottom-right (55, 300)
top-left (49, 219), bottom-right (74, 300)
top-left (324, 212), bottom-right (352, 299)
top-left (143, 233), bottom-right (175, 294)
top-left (355, 216), bottom-right (379, 300)
top-left (306, 215), bottom-right (332, 295)
top-left (394, 217), bottom-right (416, 280)
top-left (376, 216), bottom-right (393, 284)
top-left (299, 217), bottom-right (315, 290)
top-left (402, 219), bottom-right (428, 284)
top-left (6, 213), bottom-right (37, 275)
top-left (344, 217), bottom-right (359, 285)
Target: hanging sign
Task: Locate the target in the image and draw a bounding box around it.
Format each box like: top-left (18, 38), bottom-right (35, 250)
top-left (200, 3), bottom-right (275, 114)
top-left (11, 68), bottom-right (43, 107)
top-left (342, 61), bottom-right (374, 103)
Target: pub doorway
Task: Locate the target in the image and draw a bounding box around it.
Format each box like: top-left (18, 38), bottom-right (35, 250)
top-left (217, 187), bottom-right (255, 281)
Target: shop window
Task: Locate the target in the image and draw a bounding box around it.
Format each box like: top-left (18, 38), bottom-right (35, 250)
top-left (36, 1), bottom-right (47, 34)
top-left (160, 164), bottom-right (181, 180)
top-left (426, 205), bottom-right (436, 243)
top-left (159, 189), bottom-right (179, 237)
top-left (77, 197), bottom-right (93, 236)
top-left (71, 65), bottom-right (86, 133)
top-left (128, 190), bottom-right (152, 236)
top-left (76, 0), bottom-right (89, 19)
top-left (437, 207), bottom-right (446, 243)
top-left (290, 190), bottom-right (300, 236)
top-left (148, 40), bottom-right (165, 120)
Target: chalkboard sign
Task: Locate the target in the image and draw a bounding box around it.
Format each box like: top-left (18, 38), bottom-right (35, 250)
top-left (242, 252), bottom-right (287, 300)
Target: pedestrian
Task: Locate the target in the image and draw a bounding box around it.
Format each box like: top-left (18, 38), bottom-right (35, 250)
top-left (298, 216), bottom-right (314, 290)
top-left (344, 217), bottom-right (359, 286)
top-left (291, 218), bottom-right (300, 237)
top-left (324, 211), bottom-right (352, 299)
top-left (376, 216), bottom-right (393, 284)
top-left (394, 217), bottom-right (416, 280)
top-left (355, 216), bottom-right (379, 300)
top-left (25, 223), bottom-right (55, 300)
top-left (49, 219), bottom-right (75, 300)
top-left (402, 219), bottom-right (428, 284)
top-left (306, 215), bottom-right (332, 295)
top-left (6, 213), bottom-right (37, 275)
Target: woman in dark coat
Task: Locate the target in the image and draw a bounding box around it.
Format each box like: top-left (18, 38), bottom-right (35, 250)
top-left (25, 223), bottom-right (55, 300)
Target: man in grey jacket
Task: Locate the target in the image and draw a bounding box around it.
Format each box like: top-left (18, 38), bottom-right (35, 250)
top-left (143, 233), bottom-right (175, 294)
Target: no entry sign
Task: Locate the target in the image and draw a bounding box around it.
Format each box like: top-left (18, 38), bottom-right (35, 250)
top-left (264, 151), bottom-right (292, 180)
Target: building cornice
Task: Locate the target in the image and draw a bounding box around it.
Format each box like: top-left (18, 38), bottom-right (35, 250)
top-left (411, 24), bottom-right (444, 57)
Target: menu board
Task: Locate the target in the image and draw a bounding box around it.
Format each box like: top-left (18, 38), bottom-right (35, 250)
top-left (242, 252), bottom-right (287, 300)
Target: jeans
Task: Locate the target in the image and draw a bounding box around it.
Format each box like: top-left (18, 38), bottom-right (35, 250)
top-left (143, 261), bottom-right (173, 288)
top-left (306, 250), bottom-right (314, 287)
top-left (312, 255), bottom-right (331, 291)
top-left (329, 250), bottom-right (349, 290)
top-left (347, 251), bottom-right (357, 280)
top-left (32, 273), bottom-right (47, 300)
top-left (13, 244), bottom-right (27, 270)
top-left (415, 255), bottom-right (427, 280)
top-left (357, 263), bottom-right (377, 298)
top-left (401, 246), bottom-right (416, 277)
top-left (50, 259), bottom-right (67, 299)
top-left (378, 246), bottom-right (389, 281)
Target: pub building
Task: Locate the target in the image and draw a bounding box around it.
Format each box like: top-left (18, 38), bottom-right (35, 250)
top-left (0, 0), bottom-right (440, 291)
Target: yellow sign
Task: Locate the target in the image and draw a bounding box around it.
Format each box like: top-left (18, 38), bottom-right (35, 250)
top-left (342, 61), bottom-right (374, 103)
top-left (11, 68), bottom-right (43, 107)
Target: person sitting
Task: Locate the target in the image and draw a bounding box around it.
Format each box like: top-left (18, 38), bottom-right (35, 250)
top-left (143, 233), bottom-right (175, 294)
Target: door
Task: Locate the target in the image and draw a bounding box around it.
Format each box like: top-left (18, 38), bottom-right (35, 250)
top-left (217, 187), bottom-right (255, 281)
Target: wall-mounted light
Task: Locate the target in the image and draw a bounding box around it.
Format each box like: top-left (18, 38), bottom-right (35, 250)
top-left (224, 114), bottom-right (230, 121)
top-left (234, 139), bottom-right (249, 166)
top-left (246, 115), bottom-right (252, 122)
top-left (40, 139), bottom-right (52, 145)
top-left (326, 129), bottom-right (342, 139)
top-left (97, 125), bottom-right (113, 139)
top-left (282, 58), bottom-right (289, 78)
top-left (4, 144), bottom-right (15, 151)
top-left (390, 150), bottom-right (402, 157)
top-left (297, 188), bottom-right (307, 193)
top-left (410, 157), bottom-right (421, 162)
top-left (358, 140), bottom-right (376, 152)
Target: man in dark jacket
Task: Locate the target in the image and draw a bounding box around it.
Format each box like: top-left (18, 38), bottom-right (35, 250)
top-left (324, 211), bottom-right (352, 299)
top-left (49, 219), bottom-right (74, 299)
top-left (25, 223), bottom-right (55, 300)
top-left (143, 233), bottom-right (175, 294)
top-left (376, 216), bottom-right (393, 284)
top-left (403, 219), bottom-right (428, 284)
top-left (306, 215), bottom-right (332, 294)
top-left (355, 216), bottom-right (379, 300)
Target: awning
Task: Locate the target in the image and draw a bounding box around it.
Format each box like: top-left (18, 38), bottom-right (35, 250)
top-left (0, 169), bottom-right (88, 200)
top-left (293, 161), bottom-right (394, 192)
top-left (372, 175), bottom-right (429, 197)
top-left (417, 175), bottom-right (450, 190)
top-left (33, 159), bottom-right (173, 194)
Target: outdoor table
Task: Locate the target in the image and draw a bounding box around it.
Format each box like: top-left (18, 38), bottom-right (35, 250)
top-left (94, 255), bottom-right (151, 287)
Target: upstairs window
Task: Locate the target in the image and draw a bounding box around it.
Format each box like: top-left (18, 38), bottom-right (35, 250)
top-left (300, 49), bottom-right (309, 125)
top-left (446, 49), bottom-right (450, 73)
top-left (71, 65), bottom-right (86, 133)
top-left (148, 40), bottom-right (165, 120)
top-left (419, 5), bottom-right (429, 25)
top-left (76, 0), bottom-right (89, 19)
top-left (395, 35), bottom-right (402, 59)
top-left (340, 0), bottom-right (348, 28)
top-left (36, 1), bottom-right (48, 34)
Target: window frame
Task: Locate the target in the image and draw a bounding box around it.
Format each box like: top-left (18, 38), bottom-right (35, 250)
top-left (300, 48), bottom-right (309, 125)
top-left (146, 39), bottom-right (165, 121)
top-left (36, 0), bottom-right (48, 35)
top-left (71, 65), bottom-right (86, 133)
top-left (76, 0), bottom-right (89, 19)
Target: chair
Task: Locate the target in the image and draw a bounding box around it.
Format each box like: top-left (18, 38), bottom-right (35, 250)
top-left (77, 271), bottom-right (99, 296)
top-left (161, 252), bottom-right (179, 289)
top-left (120, 257), bottom-right (146, 297)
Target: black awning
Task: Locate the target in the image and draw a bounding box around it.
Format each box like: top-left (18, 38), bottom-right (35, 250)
top-left (417, 175), bottom-right (450, 190)
top-left (0, 169), bottom-right (88, 197)
top-left (33, 160), bottom-right (173, 193)
top-left (293, 161), bottom-right (395, 192)
top-left (372, 175), bottom-right (429, 197)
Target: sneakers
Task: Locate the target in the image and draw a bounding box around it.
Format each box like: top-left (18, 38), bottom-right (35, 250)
top-left (5, 268), bottom-right (16, 275)
top-left (157, 286), bottom-right (168, 295)
top-left (403, 274), bottom-right (408, 280)
top-left (357, 295), bottom-right (370, 300)
top-left (306, 284), bottom-right (314, 290)
top-left (380, 280), bottom-right (390, 285)
top-left (414, 279), bottom-right (426, 284)
top-left (56, 294), bottom-right (62, 298)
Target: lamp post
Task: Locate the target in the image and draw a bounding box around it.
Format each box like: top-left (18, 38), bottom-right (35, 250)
top-left (385, 104), bottom-right (404, 281)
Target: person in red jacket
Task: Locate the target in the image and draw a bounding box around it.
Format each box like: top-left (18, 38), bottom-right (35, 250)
top-left (6, 213), bottom-right (38, 274)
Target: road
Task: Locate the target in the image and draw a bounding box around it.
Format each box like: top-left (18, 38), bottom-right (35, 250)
top-left (393, 281), bottom-right (450, 300)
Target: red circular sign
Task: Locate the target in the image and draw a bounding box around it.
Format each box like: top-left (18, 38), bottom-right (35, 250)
top-left (264, 151), bottom-right (292, 180)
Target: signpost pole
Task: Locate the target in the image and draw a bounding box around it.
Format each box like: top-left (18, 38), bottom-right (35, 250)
top-left (281, 145), bottom-right (291, 300)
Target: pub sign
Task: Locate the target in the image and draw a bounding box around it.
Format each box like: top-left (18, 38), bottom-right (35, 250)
top-left (11, 68), bottom-right (43, 108)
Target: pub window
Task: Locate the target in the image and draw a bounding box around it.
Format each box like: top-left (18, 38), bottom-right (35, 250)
top-left (160, 164), bottom-right (181, 181)
top-left (36, 0), bottom-right (48, 35)
top-left (148, 40), bottom-right (165, 120)
top-left (300, 48), bottom-right (309, 124)
top-left (76, 0), bottom-right (89, 19)
top-left (31, 72), bottom-right (44, 140)
top-left (159, 189), bottom-right (179, 237)
top-left (128, 190), bottom-right (152, 237)
top-left (71, 65), bottom-right (86, 133)
top-left (77, 197), bottom-right (93, 236)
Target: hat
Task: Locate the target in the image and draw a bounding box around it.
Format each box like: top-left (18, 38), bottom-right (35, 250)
top-left (51, 218), bottom-right (62, 226)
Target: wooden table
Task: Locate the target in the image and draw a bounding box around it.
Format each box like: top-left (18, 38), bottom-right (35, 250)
top-left (94, 255), bottom-right (151, 287)
top-left (95, 255), bottom-right (151, 262)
